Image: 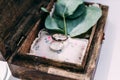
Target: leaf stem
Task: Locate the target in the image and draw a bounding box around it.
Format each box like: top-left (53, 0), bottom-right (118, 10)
top-left (63, 14), bottom-right (67, 36)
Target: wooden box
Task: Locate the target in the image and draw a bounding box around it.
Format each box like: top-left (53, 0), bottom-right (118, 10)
top-left (0, 0), bottom-right (108, 80)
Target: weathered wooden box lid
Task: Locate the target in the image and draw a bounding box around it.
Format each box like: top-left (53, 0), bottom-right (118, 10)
top-left (0, 0), bottom-right (108, 80)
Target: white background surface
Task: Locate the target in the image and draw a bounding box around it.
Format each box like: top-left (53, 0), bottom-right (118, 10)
top-left (84, 0), bottom-right (120, 80)
top-left (0, 0), bottom-right (120, 80)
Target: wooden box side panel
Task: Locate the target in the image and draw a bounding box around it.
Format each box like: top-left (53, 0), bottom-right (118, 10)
top-left (85, 5), bottom-right (109, 80)
top-left (0, 0), bottom-right (33, 39)
top-left (9, 64), bottom-right (74, 80)
top-left (0, 0), bottom-right (33, 57)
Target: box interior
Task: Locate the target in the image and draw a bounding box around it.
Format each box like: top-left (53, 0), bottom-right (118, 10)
top-left (0, 0), bottom-right (97, 73)
top-left (0, 0), bottom-right (109, 79)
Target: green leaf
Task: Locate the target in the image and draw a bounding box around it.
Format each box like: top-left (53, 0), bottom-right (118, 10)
top-left (45, 2), bottom-right (102, 37)
top-left (45, 16), bottom-right (63, 32)
top-left (53, 12), bottom-right (86, 34)
top-left (69, 6), bottom-right (102, 37)
top-left (52, 6), bottom-right (102, 37)
top-left (54, 0), bottom-right (83, 17)
top-left (66, 4), bottom-right (86, 19)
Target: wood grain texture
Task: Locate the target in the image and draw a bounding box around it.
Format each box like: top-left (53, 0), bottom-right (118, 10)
top-left (0, 0), bottom-right (34, 59)
top-left (18, 20), bottom-right (41, 54)
top-left (10, 4), bottom-right (108, 80)
top-left (0, 0), bottom-right (108, 79)
top-left (85, 5), bottom-right (109, 80)
top-left (9, 64), bottom-right (73, 80)
top-left (10, 0), bottom-right (97, 72)
top-left (0, 0), bottom-right (33, 39)
top-left (1, 0), bottom-right (50, 60)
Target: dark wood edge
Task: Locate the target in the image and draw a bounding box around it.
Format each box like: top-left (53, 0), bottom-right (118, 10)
top-left (82, 24), bottom-right (97, 69)
top-left (8, 63), bottom-right (74, 80)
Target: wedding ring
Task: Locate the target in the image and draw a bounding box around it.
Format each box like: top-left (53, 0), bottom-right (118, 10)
top-left (49, 41), bottom-right (64, 51)
top-left (52, 34), bottom-right (68, 41)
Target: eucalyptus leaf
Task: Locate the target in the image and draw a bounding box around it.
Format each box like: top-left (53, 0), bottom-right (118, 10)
top-left (66, 4), bottom-right (86, 19)
top-left (45, 16), bottom-right (63, 32)
top-left (53, 11), bottom-right (86, 34)
top-left (53, 4), bottom-right (86, 29)
top-left (46, 6), bottom-right (102, 37)
top-left (54, 0), bottom-right (83, 17)
top-left (70, 6), bottom-right (102, 37)
top-left (45, 0), bottom-right (102, 37)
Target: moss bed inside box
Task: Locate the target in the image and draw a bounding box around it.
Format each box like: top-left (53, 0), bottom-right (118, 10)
top-left (0, 0), bottom-right (108, 80)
